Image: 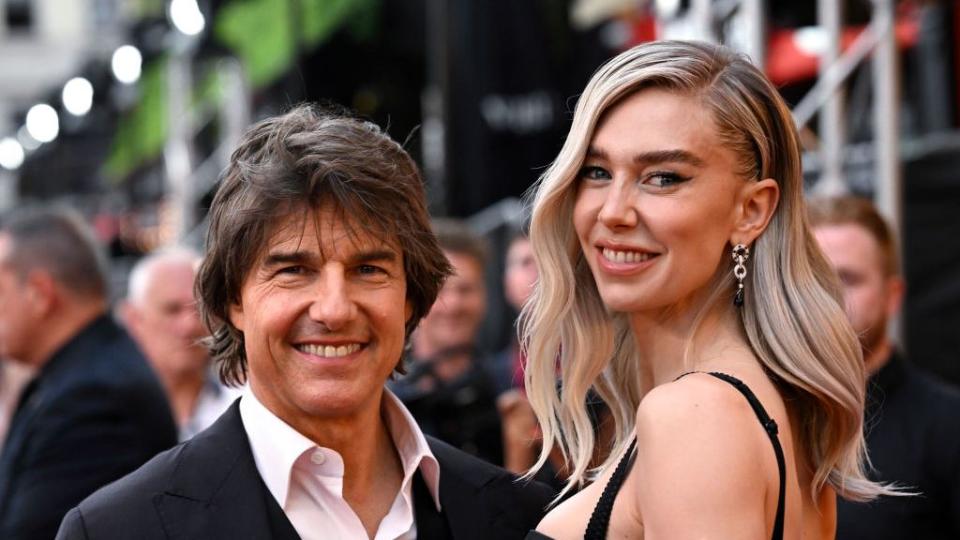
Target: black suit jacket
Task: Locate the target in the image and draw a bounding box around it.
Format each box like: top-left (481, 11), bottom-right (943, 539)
top-left (57, 398), bottom-right (555, 539)
top-left (0, 314), bottom-right (178, 540)
top-left (837, 352), bottom-right (960, 539)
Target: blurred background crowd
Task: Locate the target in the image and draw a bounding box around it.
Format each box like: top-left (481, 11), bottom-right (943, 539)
top-left (0, 0), bottom-right (959, 538)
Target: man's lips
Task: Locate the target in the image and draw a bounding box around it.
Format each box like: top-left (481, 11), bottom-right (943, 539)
top-left (294, 342), bottom-right (363, 358)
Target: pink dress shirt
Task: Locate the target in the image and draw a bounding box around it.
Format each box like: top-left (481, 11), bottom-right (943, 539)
top-left (239, 388), bottom-right (441, 540)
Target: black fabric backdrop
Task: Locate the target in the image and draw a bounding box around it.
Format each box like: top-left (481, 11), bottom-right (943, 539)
top-left (902, 148), bottom-right (960, 386)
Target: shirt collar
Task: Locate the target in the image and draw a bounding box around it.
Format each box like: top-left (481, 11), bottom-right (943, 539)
top-left (381, 388), bottom-right (441, 510)
top-left (238, 386), bottom-right (441, 511)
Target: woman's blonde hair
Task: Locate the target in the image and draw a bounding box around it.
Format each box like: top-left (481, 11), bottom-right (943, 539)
top-left (522, 40), bottom-right (884, 501)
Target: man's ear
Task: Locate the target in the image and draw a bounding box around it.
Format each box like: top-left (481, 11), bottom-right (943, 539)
top-left (885, 275), bottom-right (905, 319)
top-left (25, 270), bottom-right (57, 317)
top-left (732, 178), bottom-right (780, 246)
top-left (228, 301), bottom-right (245, 332)
top-left (118, 300), bottom-right (142, 334)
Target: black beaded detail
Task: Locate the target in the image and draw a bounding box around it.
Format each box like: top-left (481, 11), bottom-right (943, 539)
top-left (584, 439), bottom-right (637, 540)
top-left (734, 286), bottom-right (745, 307)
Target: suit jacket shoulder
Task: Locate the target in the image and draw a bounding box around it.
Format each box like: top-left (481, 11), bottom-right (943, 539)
top-left (58, 398), bottom-right (295, 540)
top-left (427, 435), bottom-right (555, 539)
top-left (59, 401), bottom-right (555, 540)
top-left (0, 315), bottom-right (177, 540)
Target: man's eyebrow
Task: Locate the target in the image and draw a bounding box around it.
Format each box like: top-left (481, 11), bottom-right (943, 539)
top-left (351, 249), bottom-right (400, 265)
top-left (584, 146), bottom-right (706, 168)
top-left (260, 248), bottom-right (399, 266)
top-left (261, 251), bottom-right (315, 267)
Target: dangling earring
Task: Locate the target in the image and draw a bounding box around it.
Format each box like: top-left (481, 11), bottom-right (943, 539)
top-left (732, 243), bottom-right (750, 307)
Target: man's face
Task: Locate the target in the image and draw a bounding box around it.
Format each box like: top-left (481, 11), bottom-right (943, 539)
top-left (504, 237), bottom-right (537, 312)
top-left (230, 206), bottom-right (411, 426)
top-left (813, 223), bottom-right (901, 354)
top-left (126, 259), bottom-right (208, 382)
top-left (417, 250), bottom-right (486, 355)
top-left (0, 234), bottom-right (42, 364)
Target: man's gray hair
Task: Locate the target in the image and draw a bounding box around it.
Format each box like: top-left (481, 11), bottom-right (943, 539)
top-left (126, 246), bottom-right (202, 306)
top-left (0, 205), bottom-right (109, 299)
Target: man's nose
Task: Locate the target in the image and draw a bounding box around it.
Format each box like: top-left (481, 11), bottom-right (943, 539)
top-left (307, 270), bottom-right (356, 331)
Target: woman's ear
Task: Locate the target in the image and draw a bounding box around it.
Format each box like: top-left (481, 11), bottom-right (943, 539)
top-left (732, 178), bottom-right (780, 245)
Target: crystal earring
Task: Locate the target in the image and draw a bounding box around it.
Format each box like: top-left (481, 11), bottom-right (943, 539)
top-left (732, 243), bottom-right (750, 307)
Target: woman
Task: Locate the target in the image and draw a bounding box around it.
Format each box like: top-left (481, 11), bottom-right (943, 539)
top-left (522, 41), bottom-right (893, 539)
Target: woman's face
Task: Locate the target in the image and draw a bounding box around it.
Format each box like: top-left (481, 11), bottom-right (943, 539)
top-left (573, 89), bottom-right (750, 315)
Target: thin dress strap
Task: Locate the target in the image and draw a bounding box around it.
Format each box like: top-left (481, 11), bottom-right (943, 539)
top-left (581, 371), bottom-right (786, 540)
top-left (584, 438), bottom-right (637, 540)
top-left (705, 371), bottom-right (786, 540)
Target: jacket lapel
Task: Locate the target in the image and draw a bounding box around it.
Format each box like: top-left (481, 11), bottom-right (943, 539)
top-left (413, 470), bottom-right (452, 539)
top-left (0, 380), bottom-right (41, 509)
top-left (0, 317), bottom-right (114, 508)
top-left (428, 436), bottom-right (508, 540)
top-left (153, 401), bottom-right (299, 540)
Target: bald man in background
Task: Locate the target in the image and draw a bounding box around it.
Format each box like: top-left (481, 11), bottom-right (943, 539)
top-left (122, 248), bottom-right (239, 440)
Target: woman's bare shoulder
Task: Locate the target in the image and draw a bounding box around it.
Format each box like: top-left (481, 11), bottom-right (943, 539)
top-left (635, 372), bottom-right (766, 430)
top-left (629, 373), bottom-right (778, 538)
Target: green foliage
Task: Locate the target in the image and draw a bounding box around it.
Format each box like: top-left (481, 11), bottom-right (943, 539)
top-left (104, 58), bottom-right (169, 182)
top-left (104, 0), bottom-right (381, 182)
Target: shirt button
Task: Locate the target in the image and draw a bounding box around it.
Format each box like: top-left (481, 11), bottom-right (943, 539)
top-left (311, 450), bottom-right (326, 465)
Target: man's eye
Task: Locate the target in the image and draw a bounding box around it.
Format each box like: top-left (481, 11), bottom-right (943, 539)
top-left (277, 266), bottom-right (304, 275)
top-left (578, 166), bottom-right (611, 181)
top-left (357, 265), bottom-right (384, 275)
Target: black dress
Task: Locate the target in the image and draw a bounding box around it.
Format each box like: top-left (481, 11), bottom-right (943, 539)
top-left (526, 372), bottom-right (786, 540)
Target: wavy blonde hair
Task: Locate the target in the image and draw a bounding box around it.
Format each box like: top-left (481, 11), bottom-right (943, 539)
top-left (521, 40), bottom-right (885, 502)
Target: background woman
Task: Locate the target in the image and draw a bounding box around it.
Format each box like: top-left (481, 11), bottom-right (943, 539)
top-left (522, 40), bottom-right (893, 539)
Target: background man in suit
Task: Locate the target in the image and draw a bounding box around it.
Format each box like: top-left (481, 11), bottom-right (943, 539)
top-left (58, 104), bottom-right (553, 539)
top-left (809, 196), bottom-right (960, 539)
top-left (0, 206), bottom-right (177, 540)
top-left (121, 247), bottom-right (239, 441)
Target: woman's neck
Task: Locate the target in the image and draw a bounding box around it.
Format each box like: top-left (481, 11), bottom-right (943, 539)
top-left (630, 298), bottom-right (755, 391)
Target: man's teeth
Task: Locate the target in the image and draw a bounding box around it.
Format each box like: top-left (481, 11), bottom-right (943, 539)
top-left (602, 248), bottom-right (654, 264)
top-left (298, 343), bottom-right (362, 357)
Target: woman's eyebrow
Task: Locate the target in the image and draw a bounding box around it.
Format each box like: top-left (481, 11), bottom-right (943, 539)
top-left (584, 147), bottom-right (706, 167)
top-left (632, 149), bottom-right (706, 167)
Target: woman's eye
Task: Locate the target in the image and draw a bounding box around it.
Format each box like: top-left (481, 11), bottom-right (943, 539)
top-left (578, 166), bottom-right (611, 181)
top-left (646, 171), bottom-right (690, 187)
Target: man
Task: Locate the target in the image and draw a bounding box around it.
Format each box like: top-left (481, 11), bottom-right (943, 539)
top-left (809, 196), bottom-right (960, 539)
top-left (0, 206), bottom-right (177, 540)
top-left (409, 218), bottom-right (490, 382)
top-left (492, 228), bottom-right (537, 393)
top-left (121, 247), bottom-right (239, 440)
top-left (391, 218), bottom-right (505, 466)
top-left (58, 105), bottom-right (553, 539)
